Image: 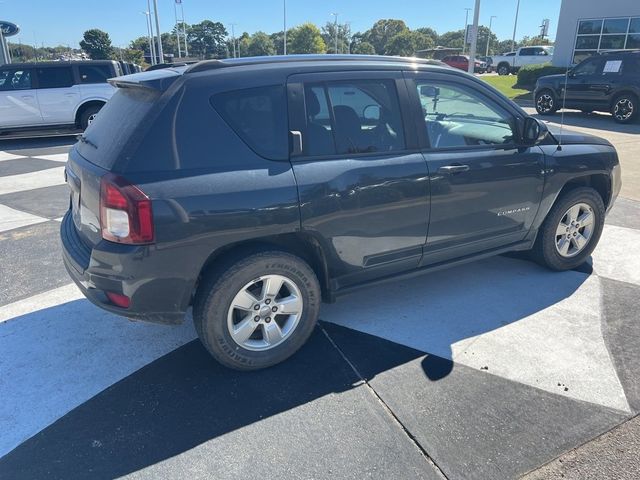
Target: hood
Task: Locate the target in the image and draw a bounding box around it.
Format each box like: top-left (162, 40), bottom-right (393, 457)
top-left (548, 129), bottom-right (613, 147)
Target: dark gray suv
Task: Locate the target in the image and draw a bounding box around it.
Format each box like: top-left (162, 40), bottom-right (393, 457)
top-left (62, 55), bottom-right (621, 370)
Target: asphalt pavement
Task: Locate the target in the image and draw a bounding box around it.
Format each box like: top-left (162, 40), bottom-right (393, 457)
top-left (0, 129), bottom-right (639, 479)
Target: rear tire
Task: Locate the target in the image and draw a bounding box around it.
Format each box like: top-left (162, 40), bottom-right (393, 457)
top-left (611, 93), bottom-right (638, 124)
top-left (497, 63), bottom-right (510, 76)
top-left (79, 104), bottom-right (103, 130)
top-left (193, 251), bottom-right (321, 371)
top-left (531, 187), bottom-right (605, 271)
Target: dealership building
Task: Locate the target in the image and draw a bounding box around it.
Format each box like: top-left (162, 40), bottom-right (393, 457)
top-left (553, 0), bottom-right (640, 66)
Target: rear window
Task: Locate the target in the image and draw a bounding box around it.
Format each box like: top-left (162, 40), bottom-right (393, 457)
top-left (37, 67), bottom-right (74, 88)
top-left (211, 85), bottom-right (288, 160)
top-left (79, 87), bottom-right (159, 169)
top-left (79, 65), bottom-right (112, 84)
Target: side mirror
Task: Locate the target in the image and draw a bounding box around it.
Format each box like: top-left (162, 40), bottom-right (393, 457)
top-left (522, 117), bottom-right (549, 145)
top-left (420, 85), bottom-right (440, 98)
top-left (363, 104), bottom-right (381, 121)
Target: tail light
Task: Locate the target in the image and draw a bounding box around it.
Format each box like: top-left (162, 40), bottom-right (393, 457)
top-left (100, 173), bottom-right (154, 244)
top-left (106, 292), bottom-right (131, 308)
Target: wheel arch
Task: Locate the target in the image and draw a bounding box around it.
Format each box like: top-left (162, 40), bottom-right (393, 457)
top-left (610, 89), bottom-right (639, 107)
top-left (74, 99), bottom-right (107, 127)
top-left (194, 232), bottom-right (333, 306)
top-left (557, 173), bottom-right (612, 209)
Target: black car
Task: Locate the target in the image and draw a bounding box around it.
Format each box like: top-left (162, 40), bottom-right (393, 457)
top-left (534, 50), bottom-right (640, 123)
top-left (61, 55), bottom-right (621, 370)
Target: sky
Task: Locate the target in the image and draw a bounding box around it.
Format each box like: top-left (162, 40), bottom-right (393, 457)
top-left (1, 0), bottom-right (561, 49)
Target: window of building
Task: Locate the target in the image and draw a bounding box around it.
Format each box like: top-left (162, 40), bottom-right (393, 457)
top-left (573, 16), bottom-right (638, 64)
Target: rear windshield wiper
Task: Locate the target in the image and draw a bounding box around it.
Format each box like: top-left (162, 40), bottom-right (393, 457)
top-left (77, 134), bottom-right (97, 150)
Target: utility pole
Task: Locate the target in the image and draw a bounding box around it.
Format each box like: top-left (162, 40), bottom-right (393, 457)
top-left (486, 15), bottom-right (497, 57)
top-left (462, 8), bottom-right (472, 54)
top-left (174, 1), bottom-right (182, 58)
top-left (511, 0), bottom-right (521, 52)
top-left (180, 1), bottom-right (188, 56)
top-left (467, 0), bottom-right (481, 74)
top-left (230, 24), bottom-right (236, 58)
top-left (331, 13), bottom-right (339, 54)
top-left (283, 0), bottom-right (287, 55)
top-left (152, 0), bottom-right (163, 63)
top-left (146, 0), bottom-right (156, 65)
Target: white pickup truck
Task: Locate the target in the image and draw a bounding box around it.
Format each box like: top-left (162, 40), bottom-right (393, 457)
top-left (493, 46), bottom-right (555, 76)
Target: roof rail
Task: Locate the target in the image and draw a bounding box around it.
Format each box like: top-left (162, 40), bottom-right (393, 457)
top-left (184, 54), bottom-right (444, 74)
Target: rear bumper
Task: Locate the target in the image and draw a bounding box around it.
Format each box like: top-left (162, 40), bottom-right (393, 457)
top-left (60, 211), bottom-right (191, 325)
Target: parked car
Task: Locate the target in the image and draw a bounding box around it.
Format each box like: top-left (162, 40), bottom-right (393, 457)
top-left (534, 50), bottom-right (640, 124)
top-left (493, 46), bottom-right (555, 75)
top-left (441, 55), bottom-right (487, 73)
top-left (477, 56), bottom-right (494, 72)
top-left (0, 60), bottom-right (120, 133)
top-left (61, 55), bottom-right (621, 370)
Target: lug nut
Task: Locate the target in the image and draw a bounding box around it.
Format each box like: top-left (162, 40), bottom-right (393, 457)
top-left (272, 306), bottom-right (278, 312)
top-left (254, 316), bottom-right (260, 322)
top-left (254, 305), bottom-right (260, 310)
top-left (265, 317), bottom-right (271, 323)
top-left (265, 299), bottom-right (271, 305)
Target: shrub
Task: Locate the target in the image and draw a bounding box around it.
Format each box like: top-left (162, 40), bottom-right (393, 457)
top-left (517, 63), bottom-right (567, 88)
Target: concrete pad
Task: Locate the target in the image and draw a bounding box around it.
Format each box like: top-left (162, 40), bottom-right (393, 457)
top-left (0, 158), bottom-right (61, 178)
top-left (0, 184), bottom-right (70, 219)
top-left (0, 286), bottom-right (196, 457)
top-left (0, 204), bottom-right (47, 233)
top-left (607, 197), bottom-right (640, 230)
top-left (0, 334), bottom-right (442, 480)
top-left (591, 224), bottom-right (640, 287)
top-left (322, 256), bottom-right (629, 411)
top-left (30, 153), bottom-right (68, 163)
top-left (0, 167), bottom-right (65, 195)
top-left (0, 152), bottom-right (23, 162)
top-left (324, 323), bottom-right (630, 480)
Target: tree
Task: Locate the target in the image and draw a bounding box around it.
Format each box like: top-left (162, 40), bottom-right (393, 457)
top-left (416, 27), bottom-right (439, 46)
top-left (288, 23), bottom-right (326, 54)
top-left (362, 19), bottom-right (409, 55)
top-left (80, 29), bottom-right (113, 60)
top-left (246, 31), bottom-right (276, 57)
top-left (475, 26), bottom-right (499, 55)
top-left (437, 30), bottom-right (465, 49)
top-left (187, 20), bottom-right (228, 59)
top-left (520, 35), bottom-right (553, 46)
top-left (495, 39), bottom-right (516, 54)
top-left (321, 22), bottom-right (351, 54)
top-left (352, 41), bottom-right (375, 55)
top-left (270, 31), bottom-right (286, 55)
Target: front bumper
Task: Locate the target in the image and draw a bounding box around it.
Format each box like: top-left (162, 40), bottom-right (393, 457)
top-left (60, 211), bottom-right (190, 325)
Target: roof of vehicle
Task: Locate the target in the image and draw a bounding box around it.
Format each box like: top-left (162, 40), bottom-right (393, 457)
top-left (597, 49), bottom-right (640, 56)
top-left (184, 54), bottom-right (447, 74)
top-left (4, 60), bottom-right (119, 69)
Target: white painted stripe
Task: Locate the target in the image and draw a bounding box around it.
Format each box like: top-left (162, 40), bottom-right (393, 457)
top-left (322, 255), bottom-right (630, 412)
top-left (0, 167), bottom-right (65, 195)
top-left (31, 153), bottom-right (69, 163)
top-left (0, 284), bottom-right (196, 457)
top-left (0, 152), bottom-right (23, 162)
top-left (0, 204), bottom-right (48, 233)
top-left (591, 224), bottom-right (640, 287)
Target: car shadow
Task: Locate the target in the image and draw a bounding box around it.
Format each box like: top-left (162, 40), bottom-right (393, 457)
top-left (0, 255), bottom-right (590, 478)
top-left (0, 134), bottom-right (77, 151)
top-left (532, 111), bottom-right (640, 135)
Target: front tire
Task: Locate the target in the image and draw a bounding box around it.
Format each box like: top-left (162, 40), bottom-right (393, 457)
top-left (611, 93), bottom-right (638, 124)
top-left (532, 187), bottom-right (605, 271)
top-left (79, 104), bottom-right (104, 130)
top-left (535, 89), bottom-right (558, 115)
top-left (497, 64), bottom-right (510, 76)
top-left (193, 251), bottom-right (321, 371)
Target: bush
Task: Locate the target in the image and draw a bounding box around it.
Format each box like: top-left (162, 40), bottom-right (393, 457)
top-left (517, 63), bottom-right (567, 88)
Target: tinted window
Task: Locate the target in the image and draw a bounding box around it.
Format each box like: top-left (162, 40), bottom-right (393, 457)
top-left (519, 48), bottom-right (535, 56)
top-left (0, 68), bottom-right (32, 91)
top-left (416, 81), bottom-right (515, 148)
top-left (630, 18), bottom-right (640, 34)
top-left (575, 36), bottom-right (600, 50)
top-left (79, 65), bottom-right (112, 84)
top-left (37, 67), bottom-right (74, 88)
top-left (212, 85), bottom-right (287, 160)
top-left (602, 18), bottom-right (629, 34)
top-left (578, 20), bottom-right (603, 35)
top-left (302, 79), bottom-right (405, 156)
top-left (573, 57), bottom-right (603, 76)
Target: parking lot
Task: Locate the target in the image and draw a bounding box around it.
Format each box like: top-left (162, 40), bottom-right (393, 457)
top-left (1, 112), bottom-right (639, 479)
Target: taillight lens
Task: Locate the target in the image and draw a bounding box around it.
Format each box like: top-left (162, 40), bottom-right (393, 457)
top-left (100, 174), bottom-right (154, 244)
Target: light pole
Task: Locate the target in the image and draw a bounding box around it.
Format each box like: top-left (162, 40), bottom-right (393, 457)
top-left (462, 7), bottom-right (472, 54)
top-left (331, 13), bottom-right (339, 54)
top-left (283, 0), bottom-right (287, 55)
top-left (511, 0), bottom-right (521, 52)
top-left (467, 0), bottom-right (481, 74)
top-left (179, 0), bottom-right (188, 56)
top-left (230, 23), bottom-right (236, 58)
top-left (486, 15), bottom-right (497, 57)
top-left (152, 0), bottom-right (163, 63)
top-left (141, 10), bottom-right (155, 65)
top-left (174, 0), bottom-right (182, 58)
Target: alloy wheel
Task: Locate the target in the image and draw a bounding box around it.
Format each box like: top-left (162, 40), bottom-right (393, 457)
top-left (536, 93), bottom-right (554, 113)
top-left (226, 274), bottom-right (304, 351)
top-left (555, 203), bottom-right (595, 258)
top-left (613, 98), bottom-right (634, 122)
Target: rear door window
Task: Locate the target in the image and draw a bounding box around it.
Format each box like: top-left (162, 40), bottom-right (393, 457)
top-left (211, 85), bottom-right (288, 160)
top-left (36, 67), bottom-right (74, 88)
top-left (301, 79), bottom-right (406, 156)
top-left (0, 68), bottom-right (32, 91)
top-left (79, 65), bottom-right (112, 84)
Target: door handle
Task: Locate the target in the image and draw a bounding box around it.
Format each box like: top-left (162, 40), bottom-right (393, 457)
top-left (438, 164), bottom-right (470, 174)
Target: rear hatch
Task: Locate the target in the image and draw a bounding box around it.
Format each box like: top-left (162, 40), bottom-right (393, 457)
top-left (65, 68), bottom-right (183, 246)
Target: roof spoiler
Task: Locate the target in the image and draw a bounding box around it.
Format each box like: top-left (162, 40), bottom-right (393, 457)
top-left (108, 67), bottom-right (184, 91)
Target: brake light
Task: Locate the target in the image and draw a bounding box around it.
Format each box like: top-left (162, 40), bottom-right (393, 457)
top-left (100, 173), bottom-right (154, 244)
top-left (106, 292), bottom-right (131, 308)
